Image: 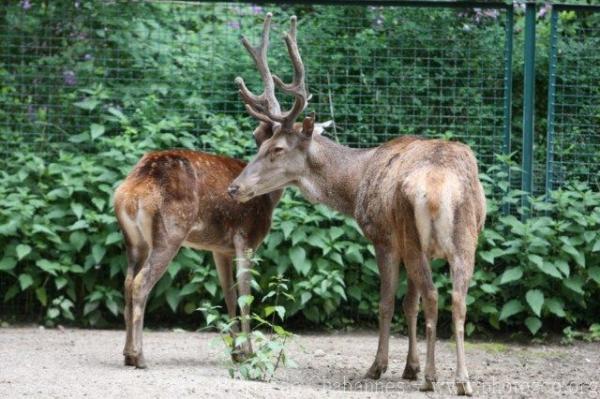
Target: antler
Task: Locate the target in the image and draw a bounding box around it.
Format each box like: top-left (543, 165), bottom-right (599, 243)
top-left (235, 14), bottom-right (310, 129)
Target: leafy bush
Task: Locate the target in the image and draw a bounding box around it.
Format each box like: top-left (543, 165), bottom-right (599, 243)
top-left (1, 121), bottom-right (599, 336)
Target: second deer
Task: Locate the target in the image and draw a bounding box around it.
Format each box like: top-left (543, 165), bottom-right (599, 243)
top-left (228, 13), bottom-right (486, 396)
top-left (113, 125), bottom-right (280, 369)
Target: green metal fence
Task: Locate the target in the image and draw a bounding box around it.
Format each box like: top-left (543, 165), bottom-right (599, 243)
top-left (0, 1), bottom-right (513, 175)
top-left (2, 1), bottom-right (600, 199)
top-left (545, 3), bottom-right (600, 194)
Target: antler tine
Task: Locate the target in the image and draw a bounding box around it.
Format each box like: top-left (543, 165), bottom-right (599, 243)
top-left (272, 15), bottom-right (310, 127)
top-left (235, 13), bottom-right (283, 124)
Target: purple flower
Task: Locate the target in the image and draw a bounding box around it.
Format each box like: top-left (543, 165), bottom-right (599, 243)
top-left (537, 4), bottom-right (551, 19)
top-left (251, 5), bottom-right (263, 15)
top-left (227, 21), bottom-right (240, 30)
top-left (63, 70), bottom-right (77, 86)
top-left (84, 53), bottom-right (93, 61)
top-left (21, 0), bottom-right (31, 10)
top-left (74, 0), bottom-right (80, 8)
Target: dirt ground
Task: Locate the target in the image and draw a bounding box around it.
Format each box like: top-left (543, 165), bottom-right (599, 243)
top-left (0, 327), bottom-right (599, 398)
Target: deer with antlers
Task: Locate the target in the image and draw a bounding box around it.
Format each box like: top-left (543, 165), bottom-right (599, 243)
top-left (228, 13), bottom-right (486, 396)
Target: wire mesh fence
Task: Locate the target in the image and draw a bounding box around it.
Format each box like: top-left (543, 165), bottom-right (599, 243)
top-left (546, 5), bottom-right (600, 193)
top-left (0, 1), bottom-right (512, 172)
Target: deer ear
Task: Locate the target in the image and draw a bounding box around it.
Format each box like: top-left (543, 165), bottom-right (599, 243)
top-left (313, 120), bottom-right (333, 136)
top-left (253, 122), bottom-right (273, 147)
top-left (301, 115), bottom-right (315, 138)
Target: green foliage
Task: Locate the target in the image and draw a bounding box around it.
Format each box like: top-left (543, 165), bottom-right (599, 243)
top-left (202, 273), bottom-right (294, 381)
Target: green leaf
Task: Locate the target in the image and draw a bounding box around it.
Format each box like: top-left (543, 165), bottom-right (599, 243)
top-left (563, 276), bottom-right (584, 295)
top-left (74, 98), bottom-right (100, 110)
top-left (35, 287), bottom-right (47, 306)
top-left (592, 239), bottom-right (600, 252)
top-left (289, 247), bottom-right (309, 276)
top-left (0, 257), bottom-right (17, 272)
top-left (36, 259), bottom-right (60, 276)
top-left (237, 295), bottom-right (254, 309)
top-left (90, 123), bottom-right (106, 140)
top-left (528, 254), bottom-right (544, 269)
top-left (525, 317), bottom-right (542, 335)
top-left (499, 266), bottom-right (522, 285)
top-left (545, 297), bottom-right (566, 318)
top-left (479, 283), bottom-right (498, 294)
top-left (71, 203), bottom-right (84, 219)
top-left (47, 308), bottom-right (60, 319)
top-left (18, 274), bottom-right (33, 291)
top-left (280, 221), bottom-right (294, 240)
top-left (91, 244), bottom-right (106, 264)
top-left (165, 288), bottom-right (180, 312)
top-left (525, 289), bottom-right (544, 317)
top-left (561, 244), bottom-right (585, 268)
top-left (105, 232), bottom-right (121, 245)
top-left (206, 313), bottom-right (218, 326)
top-left (105, 298), bottom-right (119, 316)
top-left (499, 299), bottom-right (525, 321)
top-left (107, 106), bottom-right (127, 121)
top-left (555, 259), bottom-right (570, 277)
top-left (16, 244), bottom-right (32, 260)
top-left (588, 266), bottom-right (600, 285)
top-left (69, 220), bottom-right (89, 230)
top-left (179, 282), bottom-right (197, 297)
top-left (69, 231), bottom-right (87, 251)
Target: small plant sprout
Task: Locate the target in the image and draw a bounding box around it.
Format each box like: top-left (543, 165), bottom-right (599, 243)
top-left (199, 251), bottom-right (295, 381)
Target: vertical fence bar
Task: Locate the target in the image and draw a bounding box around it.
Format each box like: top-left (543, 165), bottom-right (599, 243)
top-left (545, 8), bottom-right (558, 198)
top-left (502, 6), bottom-right (514, 215)
top-left (522, 2), bottom-right (536, 217)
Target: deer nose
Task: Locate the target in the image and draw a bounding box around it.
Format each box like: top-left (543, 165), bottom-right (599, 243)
top-left (228, 184), bottom-right (240, 199)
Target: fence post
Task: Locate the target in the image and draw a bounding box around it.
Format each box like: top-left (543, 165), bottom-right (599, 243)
top-left (545, 7), bottom-right (558, 198)
top-left (502, 7), bottom-right (514, 215)
top-left (522, 2), bottom-right (536, 218)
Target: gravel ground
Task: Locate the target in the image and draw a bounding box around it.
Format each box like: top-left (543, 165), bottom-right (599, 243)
top-left (0, 327), bottom-right (599, 398)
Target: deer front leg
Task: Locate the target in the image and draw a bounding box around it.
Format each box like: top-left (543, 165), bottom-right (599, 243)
top-left (213, 252), bottom-right (245, 362)
top-left (233, 236), bottom-right (254, 359)
top-left (401, 278), bottom-right (421, 380)
top-left (365, 246), bottom-right (399, 380)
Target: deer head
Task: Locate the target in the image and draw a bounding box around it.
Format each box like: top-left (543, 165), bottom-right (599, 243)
top-left (229, 13), bottom-right (330, 202)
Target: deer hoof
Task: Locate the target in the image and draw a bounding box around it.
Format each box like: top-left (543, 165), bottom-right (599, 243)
top-left (401, 363), bottom-right (420, 380)
top-left (419, 376), bottom-right (437, 392)
top-left (456, 381), bottom-right (473, 396)
top-left (134, 354), bottom-right (147, 369)
top-left (123, 354), bottom-right (136, 366)
top-left (365, 361), bottom-right (387, 380)
top-left (231, 349), bottom-right (252, 363)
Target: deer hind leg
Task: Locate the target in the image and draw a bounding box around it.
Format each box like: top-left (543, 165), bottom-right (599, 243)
top-left (405, 252), bottom-right (438, 393)
top-left (401, 278), bottom-right (421, 380)
top-left (123, 242), bottom-right (148, 366)
top-left (365, 245), bottom-right (400, 380)
top-left (213, 252), bottom-right (244, 362)
top-left (129, 238), bottom-right (182, 369)
top-left (233, 237), bottom-right (254, 359)
top-left (450, 253), bottom-right (475, 396)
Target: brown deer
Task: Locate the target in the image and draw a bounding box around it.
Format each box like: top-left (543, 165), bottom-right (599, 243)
top-left (113, 135), bottom-right (282, 369)
top-left (228, 14), bottom-right (486, 396)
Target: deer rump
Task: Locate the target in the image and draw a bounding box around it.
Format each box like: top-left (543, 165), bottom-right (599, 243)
top-left (360, 136), bottom-right (485, 260)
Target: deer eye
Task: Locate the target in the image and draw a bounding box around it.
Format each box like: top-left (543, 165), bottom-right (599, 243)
top-left (271, 147), bottom-right (284, 155)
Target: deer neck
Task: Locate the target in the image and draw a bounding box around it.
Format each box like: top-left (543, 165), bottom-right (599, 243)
top-left (294, 135), bottom-right (374, 216)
